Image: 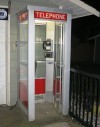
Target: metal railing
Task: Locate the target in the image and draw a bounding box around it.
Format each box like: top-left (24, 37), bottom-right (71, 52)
top-left (69, 68), bottom-right (100, 127)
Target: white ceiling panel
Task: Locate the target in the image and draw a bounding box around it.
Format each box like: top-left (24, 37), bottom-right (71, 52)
top-left (16, 0), bottom-right (100, 18)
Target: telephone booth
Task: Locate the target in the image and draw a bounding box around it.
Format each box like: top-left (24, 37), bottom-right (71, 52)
top-left (17, 5), bottom-right (71, 121)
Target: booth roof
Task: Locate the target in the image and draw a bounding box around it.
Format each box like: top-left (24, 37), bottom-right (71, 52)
top-left (25, 0), bottom-right (100, 18)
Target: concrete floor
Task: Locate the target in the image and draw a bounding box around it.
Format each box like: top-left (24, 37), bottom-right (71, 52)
top-left (0, 103), bottom-right (84, 127)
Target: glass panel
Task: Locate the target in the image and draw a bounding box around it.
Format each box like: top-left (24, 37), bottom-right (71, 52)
top-left (35, 43), bottom-right (45, 61)
top-left (35, 22), bottom-right (46, 103)
top-left (20, 21), bottom-right (28, 42)
top-left (20, 64), bottom-right (27, 83)
top-left (54, 22), bottom-right (63, 111)
top-left (36, 62), bottom-right (46, 78)
top-left (18, 20), bottom-right (28, 109)
top-left (35, 25), bottom-right (46, 42)
top-left (19, 63), bottom-right (28, 107)
top-left (35, 24), bottom-right (46, 78)
top-left (20, 43), bottom-right (28, 63)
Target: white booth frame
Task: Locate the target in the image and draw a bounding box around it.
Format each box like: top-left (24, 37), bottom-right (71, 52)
top-left (18, 5), bottom-right (72, 121)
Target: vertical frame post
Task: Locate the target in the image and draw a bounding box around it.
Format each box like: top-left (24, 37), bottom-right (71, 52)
top-left (59, 22), bottom-right (63, 111)
top-left (6, 13), bottom-right (10, 106)
top-left (28, 9), bottom-right (35, 121)
top-left (62, 14), bottom-right (72, 115)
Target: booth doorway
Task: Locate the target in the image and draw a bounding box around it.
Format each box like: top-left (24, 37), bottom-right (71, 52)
top-left (35, 20), bottom-right (64, 112)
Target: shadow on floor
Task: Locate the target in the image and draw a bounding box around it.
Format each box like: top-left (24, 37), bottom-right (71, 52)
top-left (0, 103), bottom-right (84, 127)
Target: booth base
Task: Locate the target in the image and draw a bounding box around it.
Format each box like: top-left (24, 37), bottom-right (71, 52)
top-left (19, 78), bottom-right (61, 108)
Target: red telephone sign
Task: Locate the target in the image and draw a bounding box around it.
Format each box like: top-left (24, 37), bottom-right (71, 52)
top-left (34, 11), bottom-right (67, 21)
top-left (19, 12), bottom-right (28, 22)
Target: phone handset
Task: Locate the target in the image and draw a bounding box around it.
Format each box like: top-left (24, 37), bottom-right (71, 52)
top-left (43, 41), bottom-right (46, 50)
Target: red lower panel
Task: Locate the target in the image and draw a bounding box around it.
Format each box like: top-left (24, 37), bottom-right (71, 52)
top-left (53, 79), bottom-right (60, 95)
top-left (19, 78), bottom-right (45, 108)
top-left (19, 81), bottom-right (28, 108)
top-left (35, 78), bottom-right (45, 94)
top-left (19, 78), bottom-right (61, 107)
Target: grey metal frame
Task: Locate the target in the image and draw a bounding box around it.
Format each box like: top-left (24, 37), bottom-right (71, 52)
top-left (27, 9), bottom-right (35, 121)
top-left (62, 14), bottom-right (72, 115)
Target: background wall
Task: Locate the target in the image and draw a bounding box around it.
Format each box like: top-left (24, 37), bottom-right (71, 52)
top-left (94, 37), bottom-right (100, 64)
top-left (71, 15), bottom-right (100, 66)
top-left (71, 42), bottom-right (94, 64)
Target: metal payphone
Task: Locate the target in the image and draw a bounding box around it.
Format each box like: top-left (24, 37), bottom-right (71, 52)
top-left (43, 39), bottom-right (53, 58)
